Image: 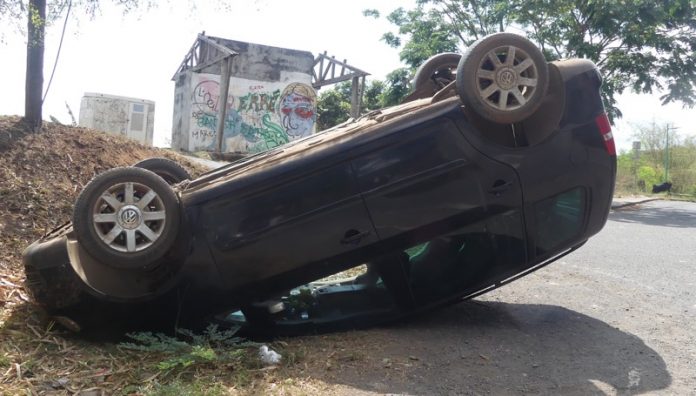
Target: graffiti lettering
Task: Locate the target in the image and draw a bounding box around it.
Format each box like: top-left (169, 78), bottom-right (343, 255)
top-left (238, 90), bottom-right (281, 113)
top-left (192, 129), bottom-right (216, 139)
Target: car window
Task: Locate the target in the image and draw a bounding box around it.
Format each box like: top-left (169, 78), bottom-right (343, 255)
top-left (533, 187), bottom-right (586, 254)
top-left (402, 210), bottom-right (526, 305)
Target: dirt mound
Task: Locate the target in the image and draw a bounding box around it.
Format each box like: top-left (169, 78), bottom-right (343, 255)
top-left (0, 116), bottom-right (207, 305)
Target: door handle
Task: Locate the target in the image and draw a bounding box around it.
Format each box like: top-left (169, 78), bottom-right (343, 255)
top-left (488, 179), bottom-right (512, 196)
top-left (341, 229), bottom-right (371, 245)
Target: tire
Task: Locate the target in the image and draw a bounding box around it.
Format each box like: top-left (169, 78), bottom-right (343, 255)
top-left (72, 167), bottom-right (181, 269)
top-left (456, 33), bottom-right (549, 124)
top-left (133, 157), bottom-right (190, 185)
top-left (413, 52), bottom-right (461, 92)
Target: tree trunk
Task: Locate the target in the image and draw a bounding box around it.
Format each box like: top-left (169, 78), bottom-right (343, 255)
top-left (25, 0), bottom-right (46, 131)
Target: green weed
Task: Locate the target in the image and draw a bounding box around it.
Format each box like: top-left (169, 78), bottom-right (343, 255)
top-left (120, 324), bottom-right (255, 372)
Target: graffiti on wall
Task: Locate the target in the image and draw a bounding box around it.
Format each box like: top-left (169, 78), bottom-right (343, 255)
top-left (189, 74), bottom-right (316, 153)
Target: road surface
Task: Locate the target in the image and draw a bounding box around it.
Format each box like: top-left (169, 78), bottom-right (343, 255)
top-left (282, 200), bottom-right (696, 395)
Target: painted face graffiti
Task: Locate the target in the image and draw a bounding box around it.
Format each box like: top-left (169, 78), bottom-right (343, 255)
top-left (279, 83), bottom-right (316, 139)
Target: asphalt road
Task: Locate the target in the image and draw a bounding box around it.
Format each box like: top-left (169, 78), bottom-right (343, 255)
top-left (286, 200), bottom-right (696, 395)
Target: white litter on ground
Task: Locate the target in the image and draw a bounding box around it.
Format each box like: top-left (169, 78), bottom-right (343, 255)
top-left (259, 345), bottom-right (282, 366)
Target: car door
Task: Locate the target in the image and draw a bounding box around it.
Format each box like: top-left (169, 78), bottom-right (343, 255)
top-left (352, 117), bottom-right (520, 242)
top-left (351, 116), bottom-right (528, 305)
top-left (200, 160), bottom-right (379, 292)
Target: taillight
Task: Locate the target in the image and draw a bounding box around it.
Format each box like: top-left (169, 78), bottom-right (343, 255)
top-left (595, 113), bottom-right (615, 156)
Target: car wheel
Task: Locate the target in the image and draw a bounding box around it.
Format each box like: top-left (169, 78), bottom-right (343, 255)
top-left (413, 52), bottom-right (461, 93)
top-left (133, 157), bottom-right (191, 185)
top-left (72, 167), bottom-right (181, 269)
top-left (456, 33), bottom-right (549, 124)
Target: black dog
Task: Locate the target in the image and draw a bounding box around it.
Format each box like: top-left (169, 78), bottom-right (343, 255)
top-left (652, 182), bottom-right (672, 193)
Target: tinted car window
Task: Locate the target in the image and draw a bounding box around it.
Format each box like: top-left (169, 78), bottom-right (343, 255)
top-left (404, 210), bottom-right (526, 305)
top-left (533, 187), bottom-right (586, 254)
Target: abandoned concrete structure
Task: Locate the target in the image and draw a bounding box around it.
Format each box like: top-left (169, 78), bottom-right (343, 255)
top-left (171, 34), bottom-right (369, 155)
top-left (79, 93), bottom-right (155, 146)
top-left (171, 35), bottom-right (316, 154)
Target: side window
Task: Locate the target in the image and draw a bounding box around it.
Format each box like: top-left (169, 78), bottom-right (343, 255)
top-left (403, 210), bottom-right (526, 305)
top-left (533, 187), bottom-right (586, 254)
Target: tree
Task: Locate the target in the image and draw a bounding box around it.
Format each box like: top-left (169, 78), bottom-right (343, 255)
top-left (317, 75), bottom-right (420, 130)
top-left (363, 80), bottom-right (385, 111)
top-left (2, 0), bottom-right (148, 130)
top-left (2, 0), bottom-right (226, 131)
top-left (366, 0), bottom-right (696, 121)
top-left (316, 87), bottom-right (351, 130)
top-left (315, 71), bottom-right (417, 130)
top-left (25, 0), bottom-right (46, 131)
top-left (616, 121), bottom-right (696, 195)
top-left (368, 7), bottom-right (460, 68)
top-left (379, 68), bottom-right (411, 107)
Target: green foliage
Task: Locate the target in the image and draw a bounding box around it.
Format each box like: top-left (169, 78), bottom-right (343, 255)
top-left (615, 121), bottom-right (696, 196)
top-left (317, 73), bottom-right (415, 130)
top-left (366, 0), bottom-right (696, 122)
top-left (637, 165), bottom-right (660, 189)
top-left (379, 68), bottom-right (411, 107)
top-left (364, 80), bottom-right (386, 111)
top-left (119, 324), bottom-right (253, 372)
top-left (284, 287), bottom-right (314, 312)
top-left (383, 7), bottom-right (459, 67)
top-left (0, 353), bottom-right (10, 368)
top-left (362, 8), bottom-right (380, 19)
top-left (316, 87), bottom-right (351, 130)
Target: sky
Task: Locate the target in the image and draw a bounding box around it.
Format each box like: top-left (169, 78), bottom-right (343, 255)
top-left (0, 0), bottom-right (693, 151)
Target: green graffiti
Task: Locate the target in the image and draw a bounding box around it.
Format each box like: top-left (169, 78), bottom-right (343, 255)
top-left (238, 90), bottom-right (281, 112)
top-left (195, 113), bottom-right (217, 129)
top-left (249, 114), bottom-right (289, 153)
top-left (194, 112), bottom-right (235, 131)
top-left (259, 113), bottom-right (289, 149)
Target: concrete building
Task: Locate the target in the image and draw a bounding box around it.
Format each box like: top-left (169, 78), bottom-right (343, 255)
top-left (78, 92), bottom-right (155, 146)
top-left (171, 35), bottom-right (316, 154)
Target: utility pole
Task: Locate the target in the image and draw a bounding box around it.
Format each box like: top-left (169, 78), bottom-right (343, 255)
top-left (665, 125), bottom-right (679, 182)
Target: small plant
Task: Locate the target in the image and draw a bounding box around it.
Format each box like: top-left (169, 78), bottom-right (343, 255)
top-left (0, 353), bottom-right (11, 368)
top-left (119, 324), bottom-right (255, 371)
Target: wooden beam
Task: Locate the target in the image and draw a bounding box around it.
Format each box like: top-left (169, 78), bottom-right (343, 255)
top-left (314, 73), bottom-right (369, 88)
top-left (197, 33), bottom-right (237, 57)
top-left (350, 76), bottom-right (360, 118)
top-left (190, 53), bottom-right (230, 73)
top-left (314, 53), bottom-right (370, 75)
top-left (216, 56), bottom-right (232, 153)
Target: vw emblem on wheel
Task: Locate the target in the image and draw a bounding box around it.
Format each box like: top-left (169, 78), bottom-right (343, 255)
top-left (497, 68), bottom-right (516, 89)
top-left (119, 207), bottom-right (141, 229)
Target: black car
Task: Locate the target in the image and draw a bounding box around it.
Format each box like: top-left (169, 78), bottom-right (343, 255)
top-left (23, 33), bottom-right (616, 334)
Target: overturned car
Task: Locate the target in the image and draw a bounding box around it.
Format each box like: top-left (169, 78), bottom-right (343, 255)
top-left (24, 33), bottom-right (616, 334)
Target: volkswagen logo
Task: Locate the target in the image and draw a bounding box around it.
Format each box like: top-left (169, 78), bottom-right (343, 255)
top-left (497, 68), bottom-right (517, 90)
top-left (118, 206), bottom-right (141, 229)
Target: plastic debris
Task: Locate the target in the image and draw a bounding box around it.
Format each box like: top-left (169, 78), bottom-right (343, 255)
top-left (259, 345), bottom-right (282, 366)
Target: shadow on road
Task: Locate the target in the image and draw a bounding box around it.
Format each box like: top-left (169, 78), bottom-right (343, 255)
top-left (611, 202), bottom-right (696, 228)
top-left (286, 300), bottom-right (671, 395)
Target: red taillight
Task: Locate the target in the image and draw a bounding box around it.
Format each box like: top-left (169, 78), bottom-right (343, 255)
top-left (595, 113), bottom-right (615, 156)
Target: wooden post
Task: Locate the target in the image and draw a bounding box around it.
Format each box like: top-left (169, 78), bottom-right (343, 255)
top-left (216, 56), bottom-right (232, 154)
top-left (350, 76), bottom-right (360, 118)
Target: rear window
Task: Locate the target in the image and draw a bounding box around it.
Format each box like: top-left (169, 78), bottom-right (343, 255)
top-left (534, 187), bottom-right (586, 254)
